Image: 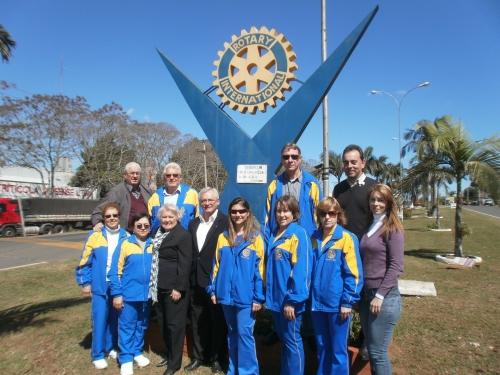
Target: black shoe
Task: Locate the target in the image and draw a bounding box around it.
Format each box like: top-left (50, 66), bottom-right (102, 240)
top-left (163, 368), bottom-right (177, 375)
top-left (184, 359), bottom-right (202, 372)
top-left (211, 361), bottom-right (224, 374)
top-left (156, 358), bottom-right (168, 367)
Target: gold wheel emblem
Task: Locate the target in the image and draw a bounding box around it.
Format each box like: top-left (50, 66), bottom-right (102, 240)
top-left (212, 27), bottom-right (297, 114)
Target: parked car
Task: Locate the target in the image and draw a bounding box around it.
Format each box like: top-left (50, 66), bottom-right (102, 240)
top-left (484, 198), bottom-right (495, 206)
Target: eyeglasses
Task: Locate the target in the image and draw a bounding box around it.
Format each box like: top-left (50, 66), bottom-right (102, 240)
top-left (104, 214), bottom-right (119, 219)
top-left (282, 154), bottom-right (300, 160)
top-left (319, 211), bottom-right (337, 217)
top-left (230, 209), bottom-right (248, 215)
top-left (165, 174), bottom-right (179, 178)
top-left (201, 198), bottom-right (216, 204)
top-left (135, 224), bottom-right (150, 230)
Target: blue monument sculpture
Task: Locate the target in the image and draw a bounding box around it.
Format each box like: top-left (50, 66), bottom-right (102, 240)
top-left (158, 6), bottom-right (378, 213)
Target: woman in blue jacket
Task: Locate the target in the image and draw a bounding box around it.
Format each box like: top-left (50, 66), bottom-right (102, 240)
top-left (207, 197), bottom-right (265, 375)
top-left (310, 197), bottom-right (363, 375)
top-left (265, 195), bottom-right (312, 375)
top-left (109, 214), bottom-right (153, 375)
top-left (75, 202), bottom-right (128, 369)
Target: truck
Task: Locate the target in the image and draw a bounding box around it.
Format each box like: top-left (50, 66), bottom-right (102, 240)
top-left (0, 197), bottom-right (99, 237)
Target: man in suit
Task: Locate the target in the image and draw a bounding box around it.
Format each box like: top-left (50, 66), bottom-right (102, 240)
top-left (333, 144), bottom-right (376, 241)
top-left (91, 162), bottom-right (151, 233)
top-left (184, 187), bottom-right (228, 374)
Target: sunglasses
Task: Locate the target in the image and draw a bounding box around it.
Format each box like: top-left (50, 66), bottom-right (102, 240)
top-left (319, 211), bottom-right (337, 217)
top-left (230, 209), bottom-right (248, 215)
top-left (104, 214), bottom-right (119, 218)
top-left (165, 174), bottom-right (179, 178)
top-left (135, 224), bottom-right (150, 230)
top-left (282, 154), bottom-right (300, 160)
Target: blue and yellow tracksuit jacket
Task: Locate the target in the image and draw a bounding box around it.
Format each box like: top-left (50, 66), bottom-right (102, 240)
top-left (207, 231), bottom-right (265, 307)
top-left (75, 228), bottom-right (129, 295)
top-left (108, 235), bottom-right (153, 302)
top-left (265, 222), bottom-right (312, 314)
top-left (310, 225), bottom-right (363, 311)
top-left (148, 183), bottom-right (198, 234)
top-left (264, 170), bottom-right (322, 238)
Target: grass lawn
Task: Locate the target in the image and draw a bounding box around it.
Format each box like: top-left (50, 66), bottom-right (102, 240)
top-left (0, 207), bottom-right (498, 374)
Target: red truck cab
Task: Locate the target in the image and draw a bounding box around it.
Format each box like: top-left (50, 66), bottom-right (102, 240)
top-left (0, 198), bottom-right (22, 237)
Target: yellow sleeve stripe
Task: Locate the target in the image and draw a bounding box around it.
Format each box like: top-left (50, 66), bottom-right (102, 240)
top-left (309, 183), bottom-right (320, 225)
top-left (276, 234), bottom-right (299, 264)
top-left (147, 193), bottom-right (160, 215)
top-left (265, 180), bottom-right (277, 224)
top-left (212, 234), bottom-right (227, 281)
top-left (253, 235), bottom-right (266, 280)
top-left (340, 232), bottom-right (360, 285)
top-left (79, 233), bottom-right (106, 266)
top-left (184, 189), bottom-right (199, 206)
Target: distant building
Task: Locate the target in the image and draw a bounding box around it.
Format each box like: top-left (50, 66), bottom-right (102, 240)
top-left (0, 158), bottom-right (96, 199)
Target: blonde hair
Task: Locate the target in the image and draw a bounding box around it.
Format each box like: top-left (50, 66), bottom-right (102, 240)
top-left (316, 197), bottom-right (347, 227)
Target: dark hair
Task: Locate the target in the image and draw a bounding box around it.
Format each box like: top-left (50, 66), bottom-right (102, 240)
top-left (342, 144), bottom-right (364, 161)
top-left (316, 197), bottom-right (347, 227)
top-left (369, 184), bottom-right (403, 236)
top-left (131, 214), bottom-right (150, 226)
top-left (101, 202), bottom-right (120, 216)
top-left (227, 197), bottom-right (260, 246)
top-left (275, 195), bottom-right (300, 221)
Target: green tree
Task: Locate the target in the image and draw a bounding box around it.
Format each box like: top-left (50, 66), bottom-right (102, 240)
top-left (0, 25), bottom-right (16, 63)
top-left (404, 116), bottom-right (500, 256)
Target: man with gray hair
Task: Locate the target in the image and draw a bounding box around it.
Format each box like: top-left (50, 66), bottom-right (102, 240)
top-left (185, 187), bottom-right (228, 373)
top-left (91, 162), bottom-right (151, 233)
top-left (148, 162), bottom-right (198, 234)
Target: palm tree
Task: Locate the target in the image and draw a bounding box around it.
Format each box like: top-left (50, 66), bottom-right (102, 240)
top-left (328, 151), bottom-right (343, 184)
top-left (0, 25), bottom-right (16, 63)
top-left (363, 146), bottom-right (389, 182)
top-left (405, 116), bottom-right (500, 256)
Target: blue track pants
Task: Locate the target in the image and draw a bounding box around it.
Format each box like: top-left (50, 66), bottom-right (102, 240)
top-left (272, 311), bottom-right (304, 375)
top-left (222, 305), bottom-right (259, 375)
top-left (311, 311), bottom-right (351, 375)
top-left (91, 290), bottom-right (118, 360)
top-left (118, 301), bottom-right (150, 364)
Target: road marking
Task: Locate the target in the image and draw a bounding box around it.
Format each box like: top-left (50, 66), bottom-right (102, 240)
top-left (0, 261), bottom-right (48, 272)
top-left (463, 207), bottom-right (500, 219)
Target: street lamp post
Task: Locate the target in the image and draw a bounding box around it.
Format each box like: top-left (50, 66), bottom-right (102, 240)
top-left (370, 81), bottom-right (431, 219)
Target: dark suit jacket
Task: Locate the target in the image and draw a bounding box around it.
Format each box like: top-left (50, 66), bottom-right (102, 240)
top-left (157, 223), bottom-right (193, 292)
top-left (188, 211), bottom-right (228, 289)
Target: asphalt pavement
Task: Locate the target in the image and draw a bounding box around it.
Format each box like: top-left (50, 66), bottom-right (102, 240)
top-left (463, 205), bottom-right (500, 219)
top-left (0, 231), bottom-right (89, 271)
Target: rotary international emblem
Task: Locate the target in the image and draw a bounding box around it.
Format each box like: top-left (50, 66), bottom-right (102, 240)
top-left (241, 248), bottom-right (251, 258)
top-left (327, 249), bottom-right (336, 260)
top-left (212, 26), bottom-right (297, 114)
top-left (275, 249), bottom-right (283, 260)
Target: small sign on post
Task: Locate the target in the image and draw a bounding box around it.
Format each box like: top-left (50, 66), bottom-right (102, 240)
top-left (236, 164), bottom-right (268, 184)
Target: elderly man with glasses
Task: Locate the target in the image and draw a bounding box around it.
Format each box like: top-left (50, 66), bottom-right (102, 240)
top-left (91, 162), bottom-right (152, 233)
top-left (148, 162), bottom-right (199, 235)
top-left (263, 143), bottom-right (323, 238)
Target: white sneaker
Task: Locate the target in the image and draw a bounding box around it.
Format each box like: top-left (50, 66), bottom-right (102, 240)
top-left (92, 358), bottom-right (108, 370)
top-left (133, 354), bottom-right (150, 367)
top-left (108, 349), bottom-right (118, 360)
top-left (120, 361), bottom-right (134, 375)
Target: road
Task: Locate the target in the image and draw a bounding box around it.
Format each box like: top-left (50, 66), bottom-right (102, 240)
top-left (0, 231), bottom-right (88, 271)
top-left (463, 205), bottom-right (500, 219)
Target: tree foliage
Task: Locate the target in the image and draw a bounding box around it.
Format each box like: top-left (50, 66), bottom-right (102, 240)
top-left (0, 25), bottom-right (16, 63)
top-left (170, 138), bottom-right (227, 192)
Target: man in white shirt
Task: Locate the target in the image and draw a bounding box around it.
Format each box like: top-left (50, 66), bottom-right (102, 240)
top-left (185, 188), bottom-right (228, 373)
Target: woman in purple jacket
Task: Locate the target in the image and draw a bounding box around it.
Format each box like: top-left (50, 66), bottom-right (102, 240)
top-left (359, 184), bottom-right (404, 375)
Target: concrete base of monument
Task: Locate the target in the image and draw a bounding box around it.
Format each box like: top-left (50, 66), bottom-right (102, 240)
top-left (144, 320), bottom-right (371, 374)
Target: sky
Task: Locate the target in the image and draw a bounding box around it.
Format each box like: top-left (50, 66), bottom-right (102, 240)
top-left (2, 0), bottom-right (500, 186)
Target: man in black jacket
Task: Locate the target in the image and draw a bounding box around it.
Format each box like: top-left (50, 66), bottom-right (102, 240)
top-left (185, 187), bottom-right (228, 373)
top-left (333, 144), bottom-right (376, 241)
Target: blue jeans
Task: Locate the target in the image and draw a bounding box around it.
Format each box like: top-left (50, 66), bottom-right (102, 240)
top-left (359, 288), bottom-right (401, 375)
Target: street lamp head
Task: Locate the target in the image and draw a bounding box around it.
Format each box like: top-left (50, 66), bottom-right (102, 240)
top-left (418, 81), bottom-right (431, 88)
top-left (370, 90), bottom-right (381, 95)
